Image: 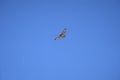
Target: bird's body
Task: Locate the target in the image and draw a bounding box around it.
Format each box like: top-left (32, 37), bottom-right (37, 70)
top-left (54, 28), bottom-right (67, 40)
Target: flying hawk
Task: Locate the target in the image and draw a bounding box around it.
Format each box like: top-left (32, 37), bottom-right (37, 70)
top-left (54, 28), bottom-right (67, 40)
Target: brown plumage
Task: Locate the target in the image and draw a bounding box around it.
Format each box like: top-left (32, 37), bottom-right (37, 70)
top-left (54, 28), bottom-right (67, 40)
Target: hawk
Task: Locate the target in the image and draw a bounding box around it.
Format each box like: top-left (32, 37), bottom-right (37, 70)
top-left (54, 28), bottom-right (67, 40)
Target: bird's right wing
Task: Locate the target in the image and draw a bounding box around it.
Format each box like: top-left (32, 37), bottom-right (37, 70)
top-left (54, 35), bottom-right (61, 40)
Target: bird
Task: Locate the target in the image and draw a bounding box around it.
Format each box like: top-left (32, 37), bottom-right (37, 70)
top-left (54, 28), bottom-right (67, 40)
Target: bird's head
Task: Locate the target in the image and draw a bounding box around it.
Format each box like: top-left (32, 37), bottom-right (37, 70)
top-left (64, 28), bottom-right (67, 30)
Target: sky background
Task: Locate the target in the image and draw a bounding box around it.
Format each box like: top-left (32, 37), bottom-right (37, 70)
top-left (0, 0), bottom-right (120, 80)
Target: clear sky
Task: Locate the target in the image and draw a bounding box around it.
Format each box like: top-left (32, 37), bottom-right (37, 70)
top-left (0, 0), bottom-right (120, 80)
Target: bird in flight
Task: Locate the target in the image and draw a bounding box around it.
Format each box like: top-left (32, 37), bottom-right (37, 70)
top-left (54, 28), bottom-right (67, 40)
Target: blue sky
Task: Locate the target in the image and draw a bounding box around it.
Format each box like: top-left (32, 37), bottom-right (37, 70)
top-left (0, 0), bottom-right (120, 80)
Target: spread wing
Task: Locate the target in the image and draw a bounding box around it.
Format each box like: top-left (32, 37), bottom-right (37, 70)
top-left (54, 28), bottom-right (67, 40)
